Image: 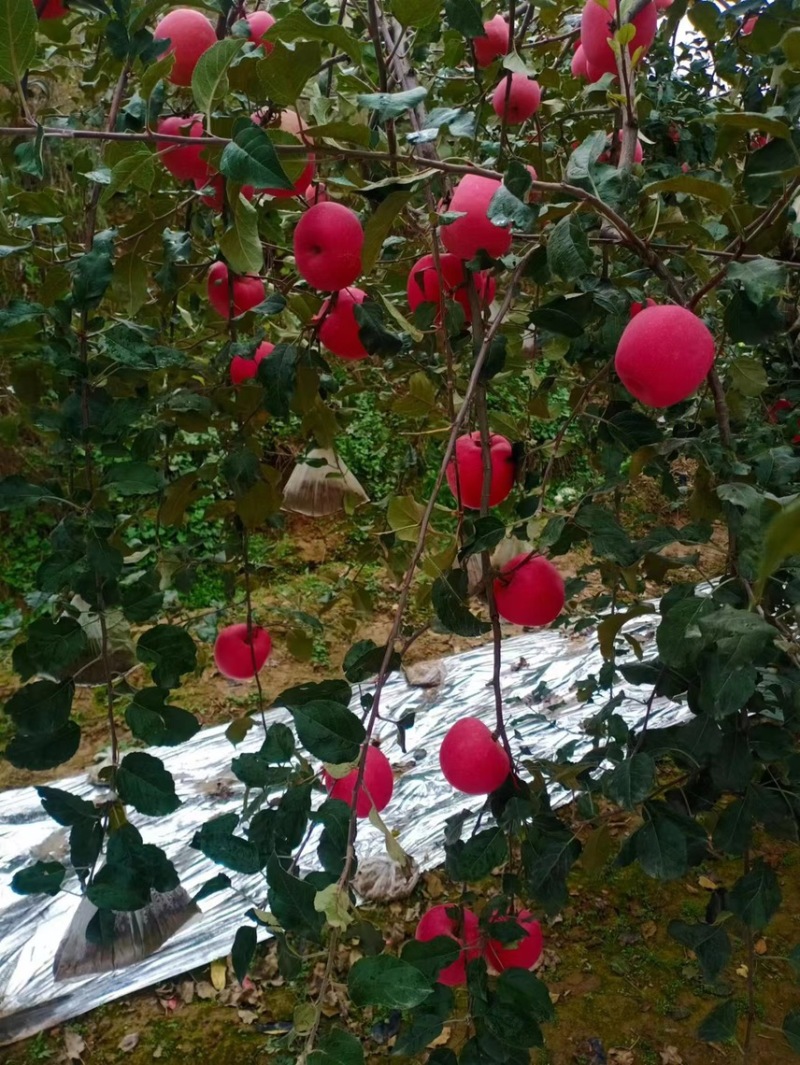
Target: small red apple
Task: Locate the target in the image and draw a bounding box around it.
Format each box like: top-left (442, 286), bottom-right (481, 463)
top-left (317, 288), bottom-right (369, 361)
top-left (439, 718), bottom-right (511, 795)
top-left (491, 74), bottom-right (542, 125)
top-left (303, 182), bottom-right (329, 204)
top-left (742, 14), bottom-right (758, 34)
top-left (157, 114), bottom-right (210, 184)
top-left (580, 0), bottom-right (657, 77)
top-left (440, 175), bottom-right (512, 261)
top-left (34, 0), bottom-right (67, 18)
top-left (598, 130), bottom-right (643, 164)
top-left (571, 43), bottom-right (589, 78)
top-left (767, 398), bottom-right (793, 423)
top-left (153, 8), bottom-right (217, 87)
top-left (615, 304), bottom-right (715, 407)
top-left (207, 262), bottom-right (265, 319)
top-left (322, 745), bottom-right (394, 818)
top-left (484, 910), bottom-right (544, 973)
top-left (241, 10), bottom-right (275, 51)
top-left (252, 110), bottom-right (315, 198)
top-left (230, 341), bottom-right (274, 386)
top-left (415, 905), bottom-right (481, 986)
top-left (445, 432), bottom-right (515, 510)
top-left (630, 297), bottom-right (656, 318)
top-left (214, 622), bottom-right (272, 680)
top-left (294, 202), bottom-right (364, 291)
top-left (406, 254), bottom-right (495, 324)
top-left (472, 14), bottom-right (511, 68)
top-left (493, 554), bottom-right (565, 627)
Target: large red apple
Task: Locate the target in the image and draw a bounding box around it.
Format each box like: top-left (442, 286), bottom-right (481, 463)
top-left (322, 745), bottom-right (394, 818)
top-left (241, 10), bottom-right (275, 51)
top-left (415, 905), bottom-right (481, 986)
top-left (294, 202), bottom-right (364, 291)
top-left (35, 0), bottom-right (67, 18)
top-left (484, 910), bottom-right (543, 973)
top-left (571, 43), bottom-right (589, 78)
top-left (580, 0), bottom-right (657, 78)
top-left (440, 175), bottom-right (512, 261)
top-left (491, 74), bottom-right (542, 124)
top-left (493, 554), bottom-right (565, 627)
top-left (157, 114), bottom-right (210, 184)
top-left (252, 110), bottom-right (315, 198)
top-left (214, 622), bottom-right (272, 680)
top-left (230, 341), bottom-right (274, 386)
top-left (153, 8), bottom-right (217, 87)
top-left (445, 432), bottom-right (515, 510)
top-left (615, 304), bottom-right (715, 407)
top-left (406, 254), bottom-right (495, 324)
top-left (317, 288), bottom-right (369, 361)
top-left (439, 718), bottom-right (510, 795)
top-left (207, 262), bottom-right (265, 319)
top-left (472, 14), bottom-right (511, 68)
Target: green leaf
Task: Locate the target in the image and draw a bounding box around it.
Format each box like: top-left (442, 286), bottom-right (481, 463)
top-left (353, 301), bottom-right (404, 356)
top-left (362, 192), bottom-right (410, 274)
top-left (191, 813), bottom-right (262, 874)
top-left (13, 618), bottom-right (87, 681)
top-left (706, 111), bottom-right (790, 138)
top-left (37, 785), bottom-right (99, 826)
top-left (757, 496), bottom-right (800, 595)
top-left (387, 493), bottom-right (425, 542)
top-left (432, 569), bottom-right (491, 638)
top-left (258, 342), bottom-right (297, 419)
top-left (524, 833), bottom-right (581, 911)
top-left (547, 214), bottom-right (594, 282)
top-left (343, 639), bottom-right (401, 683)
top-left (446, 827), bottom-right (508, 880)
top-left (220, 191), bottom-right (264, 275)
top-left (274, 680), bottom-right (352, 710)
top-left (232, 924), bottom-right (257, 984)
top-left (258, 39), bottom-right (322, 107)
top-left (784, 1011), bottom-right (800, 1054)
top-left (392, 0), bottom-right (440, 27)
top-left (0, 0), bottom-right (36, 90)
top-left (267, 854), bottom-right (324, 939)
top-left (264, 8), bottom-right (360, 57)
top-left (4, 678), bottom-right (74, 736)
top-left (308, 1028), bottom-right (364, 1065)
top-left (698, 999), bottom-right (738, 1044)
top-left (116, 751), bottom-right (181, 816)
top-left (643, 175), bottom-right (733, 209)
top-left (192, 38), bottom-right (244, 117)
top-left (728, 258), bottom-right (786, 307)
top-left (105, 461), bottom-right (163, 496)
top-left (348, 954), bottom-right (433, 1009)
top-left (394, 984), bottom-right (454, 1058)
top-left (668, 920), bottom-right (731, 981)
top-left (459, 515), bottom-right (507, 559)
top-left (219, 123), bottom-right (293, 190)
top-left (728, 860), bottom-right (781, 930)
top-left (633, 808), bottom-right (688, 880)
top-left (4, 721), bottom-right (81, 770)
top-left (357, 87), bottom-right (428, 121)
top-left (290, 699), bottom-right (366, 762)
top-left (86, 861), bottom-right (151, 911)
top-left (125, 688), bottom-right (200, 746)
top-left (11, 860), bottom-right (66, 897)
top-left (101, 149), bottom-right (156, 202)
top-left (136, 624), bottom-right (196, 689)
top-left (444, 0), bottom-right (484, 38)
top-left (603, 753), bottom-right (655, 810)
top-left (401, 936), bottom-right (460, 981)
top-left (485, 969), bottom-right (551, 1049)
top-left (70, 229), bottom-right (116, 311)
top-left (729, 355), bottom-right (768, 397)
top-left (0, 476), bottom-right (54, 509)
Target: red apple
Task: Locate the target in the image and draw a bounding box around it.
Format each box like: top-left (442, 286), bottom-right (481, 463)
top-left (491, 74), bottom-right (542, 124)
top-left (585, 57), bottom-right (607, 81)
top-left (406, 254), bottom-right (496, 324)
top-left (615, 304), bottom-right (715, 407)
top-left (630, 297), bottom-right (656, 318)
top-left (214, 622), bottom-right (272, 680)
top-left (303, 182), bottom-right (329, 204)
top-left (294, 202), bottom-right (364, 291)
top-left (241, 10), bottom-right (275, 51)
top-left (194, 173), bottom-right (255, 210)
top-left (767, 398), bottom-right (793, 424)
top-left (742, 14), bottom-right (758, 34)
top-left (207, 262), bottom-right (265, 319)
top-left (580, 0), bottom-right (657, 78)
top-left (598, 130), bottom-right (643, 164)
top-left (34, 0), bottom-right (67, 18)
top-left (439, 718), bottom-right (511, 795)
top-left (154, 8), bottom-right (217, 87)
top-left (157, 114), bottom-right (210, 184)
top-left (571, 43), bottom-right (589, 78)
top-left (484, 910), bottom-right (543, 973)
top-left (230, 341), bottom-right (274, 386)
top-left (655, 0), bottom-right (673, 8)
top-left (493, 554), bottom-right (565, 627)
top-left (472, 14), bottom-right (511, 68)
top-left (415, 905), bottom-right (481, 986)
top-left (440, 175), bottom-right (512, 261)
top-left (445, 432), bottom-right (515, 510)
top-left (317, 288), bottom-right (369, 361)
top-left (252, 109), bottom-right (315, 198)
top-left (322, 745), bottom-right (394, 818)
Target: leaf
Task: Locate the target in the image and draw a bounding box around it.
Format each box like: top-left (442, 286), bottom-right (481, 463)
top-left (432, 569), bottom-right (491, 638)
top-left (289, 699), bottom-right (366, 763)
top-left (136, 625), bottom-right (196, 689)
top-left (101, 149), bottom-right (157, 203)
top-left (643, 175), bottom-right (733, 208)
top-left (444, 0), bottom-right (484, 37)
top-left (191, 814), bottom-right (262, 874)
top-left (220, 192), bottom-right (263, 276)
top-left (70, 229), bottom-right (116, 311)
top-left (86, 861), bottom-right (151, 911)
top-left (308, 1028), bottom-right (364, 1065)
top-left (401, 936), bottom-right (460, 981)
top-left (0, 0), bottom-right (36, 90)
top-left (728, 258), bottom-right (786, 307)
top-left (362, 192), bottom-right (410, 274)
top-left (192, 38), bottom-right (244, 117)
top-left (459, 515), bottom-right (507, 559)
top-left (4, 678), bottom-right (74, 736)
top-left (258, 39), bottom-right (322, 107)
top-left (343, 639), bottom-right (401, 683)
top-left (348, 954), bottom-right (433, 1009)
top-left (4, 721), bottom-right (81, 770)
top-left (13, 618), bottom-right (87, 681)
top-left (446, 827), bottom-right (508, 880)
top-left (394, 984), bottom-right (454, 1058)
top-left (105, 461), bottom-right (163, 496)
top-left (603, 753), bottom-right (655, 809)
top-left (0, 476), bottom-right (54, 509)
top-left (219, 123), bottom-right (293, 191)
top-left (125, 688), bottom-right (200, 747)
top-left (729, 355), bottom-right (768, 397)
top-left (633, 809), bottom-right (688, 880)
top-left (387, 493), bottom-right (425, 542)
top-left (357, 87), bottom-right (428, 121)
top-left (706, 111), bottom-right (791, 138)
top-left (267, 854), bottom-right (324, 939)
top-left (547, 214), bottom-right (593, 281)
top-left (353, 301), bottom-right (404, 356)
top-left (697, 999), bottom-right (738, 1044)
top-left (784, 1011), bottom-right (800, 1054)
top-left (231, 924), bottom-right (257, 984)
top-left (757, 496), bottom-right (800, 595)
top-left (258, 342), bottom-right (297, 419)
top-left (393, 0), bottom-right (440, 27)
top-left (116, 751), bottom-right (181, 816)
top-left (597, 605), bottom-right (656, 660)
top-left (274, 679), bottom-right (352, 709)
top-left (668, 921), bottom-right (731, 981)
top-left (264, 8), bottom-right (359, 57)
top-left (313, 883), bottom-right (353, 929)
top-left (728, 860), bottom-right (781, 930)
top-left (11, 860), bottom-right (66, 897)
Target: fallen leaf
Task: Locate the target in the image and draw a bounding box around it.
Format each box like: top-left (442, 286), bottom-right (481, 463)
top-left (153, 1046), bottom-right (163, 1059)
top-left (424, 872), bottom-right (444, 898)
top-left (195, 980), bottom-right (217, 1000)
top-left (608, 1051), bottom-right (635, 1065)
top-left (698, 875), bottom-right (718, 890)
top-left (755, 938), bottom-right (767, 955)
top-left (178, 981), bottom-right (195, 1004)
top-left (427, 1027), bottom-right (451, 1049)
top-left (660, 1048), bottom-right (683, 1064)
top-left (238, 1010), bottom-right (258, 1025)
top-left (118, 1033), bottom-right (140, 1053)
top-left (210, 958), bottom-right (227, 991)
top-left (736, 964), bottom-right (749, 978)
top-left (642, 920), bottom-right (657, 940)
top-left (63, 1031), bottom-right (86, 1062)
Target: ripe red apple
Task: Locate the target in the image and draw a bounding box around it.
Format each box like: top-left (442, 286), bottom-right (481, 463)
top-left (445, 431), bottom-right (515, 510)
top-left (742, 14), bottom-right (758, 34)
top-left (406, 254), bottom-right (496, 324)
top-left (294, 202), bottom-right (364, 291)
top-left (322, 745), bottom-right (394, 818)
top-left (194, 173), bottom-right (255, 210)
top-left (241, 10), bottom-right (275, 51)
top-left (154, 8), bottom-right (217, 87)
top-left (580, 0), bottom-right (657, 78)
top-left (655, 0), bottom-right (673, 8)
top-left (303, 182), bottom-right (329, 204)
top-left (615, 304), bottom-right (715, 407)
top-left (484, 910), bottom-right (543, 973)
top-left (157, 114), bottom-right (210, 184)
top-left (491, 74), bottom-right (542, 124)
top-left (472, 13), bottom-right (511, 67)
top-left (439, 718), bottom-right (511, 795)
top-left (207, 262), bottom-right (265, 319)
top-left (317, 288), bottom-right (369, 361)
top-left (767, 398), bottom-right (794, 424)
top-left (252, 109), bottom-right (315, 198)
top-left (415, 905), bottom-right (481, 986)
top-left (598, 130), bottom-right (643, 165)
top-left (214, 622), bottom-right (272, 680)
top-left (571, 43), bottom-right (589, 78)
top-left (230, 341), bottom-right (274, 386)
top-left (34, 0), bottom-right (67, 18)
top-left (585, 57), bottom-right (607, 81)
top-left (440, 175), bottom-right (512, 261)
top-left (630, 297), bottom-right (656, 318)
top-left (493, 554), bottom-right (565, 627)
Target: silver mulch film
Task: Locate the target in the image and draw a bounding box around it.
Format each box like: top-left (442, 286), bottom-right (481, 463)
top-left (0, 614), bottom-right (690, 1045)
